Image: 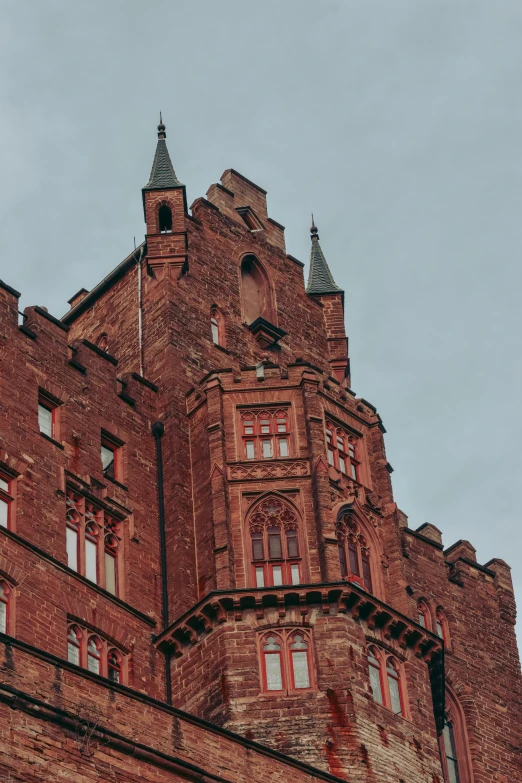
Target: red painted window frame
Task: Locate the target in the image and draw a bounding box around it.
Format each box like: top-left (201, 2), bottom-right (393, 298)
top-left (325, 421), bottom-right (359, 480)
top-left (66, 489), bottom-right (122, 596)
top-left (0, 471), bottom-right (15, 532)
top-left (367, 646), bottom-right (408, 717)
top-left (38, 391), bottom-right (60, 442)
top-left (67, 622), bottom-right (127, 683)
top-left (0, 579), bottom-right (11, 635)
top-left (240, 408), bottom-right (292, 461)
top-left (337, 515), bottom-right (373, 593)
top-left (101, 432), bottom-right (123, 483)
top-left (418, 600), bottom-right (431, 630)
top-left (259, 628), bottom-right (314, 695)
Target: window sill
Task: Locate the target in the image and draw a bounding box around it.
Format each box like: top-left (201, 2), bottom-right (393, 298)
top-left (104, 474), bottom-right (128, 492)
top-left (212, 342), bottom-right (230, 355)
top-left (40, 432), bottom-right (64, 450)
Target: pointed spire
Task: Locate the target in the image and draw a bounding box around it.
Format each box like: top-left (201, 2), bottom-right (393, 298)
top-left (306, 216), bottom-right (343, 295)
top-left (143, 115), bottom-right (183, 190)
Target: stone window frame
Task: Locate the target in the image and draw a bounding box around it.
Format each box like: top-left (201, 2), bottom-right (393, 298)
top-left (247, 494), bottom-right (305, 588)
top-left (438, 687), bottom-right (474, 783)
top-left (258, 627), bottom-right (315, 695)
top-left (0, 469), bottom-right (16, 532)
top-left (366, 644), bottom-right (409, 719)
top-left (0, 578), bottom-right (13, 635)
top-left (38, 388), bottom-right (62, 443)
top-left (67, 622), bottom-right (127, 684)
top-left (210, 306), bottom-right (226, 348)
top-left (65, 488), bottom-right (123, 598)
top-left (336, 513), bottom-right (374, 593)
top-left (238, 406), bottom-right (292, 462)
top-left (325, 419), bottom-right (359, 480)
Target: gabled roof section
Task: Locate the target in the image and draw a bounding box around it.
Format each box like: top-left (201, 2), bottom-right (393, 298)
top-left (143, 116), bottom-right (183, 191)
top-left (306, 219), bottom-right (343, 296)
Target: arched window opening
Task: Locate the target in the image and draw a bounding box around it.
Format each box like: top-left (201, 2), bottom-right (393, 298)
top-left (210, 307), bottom-right (225, 347)
top-left (248, 496), bottom-right (303, 587)
top-left (336, 514), bottom-right (373, 592)
top-left (241, 409), bottom-right (291, 460)
top-left (66, 490), bottom-right (122, 596)
top-left (386, 657), bottom-right (403, 716)
top-left (87, 635), bottom-right (102, 675)
top-left (439, 689), bottom-right (473, 783)
top-left (240, 255), bottom-right (270, 325)
top-left (259, 629), bottom-right (314, 694)
top-left (367, 647), bottom-right (406, 716)
top-left (418, 600), bottom-right (431, 629)
top-left (67, 624), bottom-right (82, 666)
top-left (436, 609), bottom-right (450, 646)
top-left (367, 646), bottom-right (384, 705)
top-left (0, 581), bottom-right (10, 635)
top-left (96, 333), bottom-right (109, 353)
top-left (158, 204), bottom-right (172, 234)
top-left (326, 421), bottom-right (359, 479)
top-left (289, 633), bottom-right (311, 689)
top-left (262, 634), bottom-right (284, 691)
top-left (85, 514), bottom-right (99, 585)
top-left (108, 649), bottom-right (122, 683)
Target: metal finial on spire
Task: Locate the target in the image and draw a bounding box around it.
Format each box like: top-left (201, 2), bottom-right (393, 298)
top-left (157, 112), bottom-right (166, 140)
top-left (306, 216), bottom-right (343, 296)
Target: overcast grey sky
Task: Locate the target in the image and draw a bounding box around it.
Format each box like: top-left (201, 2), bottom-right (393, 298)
top-left (1, 1), bottom-right (521, 643)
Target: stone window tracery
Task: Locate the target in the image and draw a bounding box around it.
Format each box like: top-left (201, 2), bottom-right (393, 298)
top-left (326, 421), bottom-right (359, 479)
top-left (336, 514), bottom-right (373, 592)
top-left (248, 496), bottom-right (303, 587)
top-left (67, 622), bottom-right (127, 684)
top-left (66, 489), bottom-right (122, 596)
top-left (367, 646), bottom-right (406, 716)
top-left (240, 408), bottom-right (291, 461)
top-left (259, 629), bottom-right (313, 693)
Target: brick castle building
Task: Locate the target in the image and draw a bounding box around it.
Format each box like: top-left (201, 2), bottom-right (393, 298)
top-left (0, 120), bottom-right (520, 782)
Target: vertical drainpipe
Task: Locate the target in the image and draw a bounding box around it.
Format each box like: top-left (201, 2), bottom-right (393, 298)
top-left (152, 421), bottom-right (172, 705)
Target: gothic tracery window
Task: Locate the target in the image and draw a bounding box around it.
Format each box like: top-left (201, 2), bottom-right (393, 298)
top-left (367, 646), bottom-right (406, 716)
top-left (66, 489), bottom-right (122, 596)
top-left (259, 629), bottom-right (313, 693)
top-left (439, 688), bottom-right (473, 783)
top-left (336, 514), bottom-right (373, 592)
top-left (67, 622), bottom-right (127, 683)
top-left (248, 496), bottom-right (303, 587)
top-left (240, 408), bottom-right (291, 460)
top-left (326, 421), bottom-right (359, 479)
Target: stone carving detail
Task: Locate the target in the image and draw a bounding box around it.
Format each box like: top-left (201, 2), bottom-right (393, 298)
top-left (229, 460), bottom-right (309, 481)
top-left (365, 491), bottom-right (382, 511)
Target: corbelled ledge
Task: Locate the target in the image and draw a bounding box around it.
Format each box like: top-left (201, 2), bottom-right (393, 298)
top-left (153, 582), bottom-right (443, 663)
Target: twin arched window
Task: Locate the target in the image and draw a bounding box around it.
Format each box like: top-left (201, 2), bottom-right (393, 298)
top-left (67, 623), bottom-right (124, 683)
top-left (249, 496), bottom-right (302, 587)
top-left (417, 600), bottom-right (450, 646)
top-left (367, 646), bottom-right (405, 716)
top-left (336, 514), bottom-right (373, 592)
top-left (326, 422), bottom-right (359, 479)
top-left (158, 204), bottom-right (172, 233)
top-left (260, 629), bottom-right (313, 692)
top-left (66, 490), bottom-right (122, 596)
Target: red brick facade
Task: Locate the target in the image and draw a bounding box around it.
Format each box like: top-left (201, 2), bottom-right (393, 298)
top-left (0, 127), bottom-right (520, 782)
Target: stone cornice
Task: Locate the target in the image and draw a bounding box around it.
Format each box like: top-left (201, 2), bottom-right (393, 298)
top-left (154, 582), bottom-right (443, 664)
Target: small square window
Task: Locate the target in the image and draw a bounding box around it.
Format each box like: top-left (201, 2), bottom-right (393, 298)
top-left (101, 434), bottom-right (123, 482)
top-left (38, 392), bottom-right (59, 440)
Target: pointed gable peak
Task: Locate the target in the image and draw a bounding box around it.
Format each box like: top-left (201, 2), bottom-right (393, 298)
top-left (143, 115), bottom-right (184, 191)
top-left (306, 216), bottom-right (343, 296)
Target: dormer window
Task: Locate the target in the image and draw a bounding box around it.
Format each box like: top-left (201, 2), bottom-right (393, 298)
top-left (158, 204), bottom-right (173, 234)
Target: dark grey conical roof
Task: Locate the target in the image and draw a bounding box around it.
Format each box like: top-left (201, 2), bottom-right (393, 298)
top-left (306, 221), bottom-right (343, 295)
top-left (143, 117), bottom-right (183, 190)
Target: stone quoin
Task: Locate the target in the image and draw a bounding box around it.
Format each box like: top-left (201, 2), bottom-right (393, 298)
top-left (0, 120), bottom-right (520, 783)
